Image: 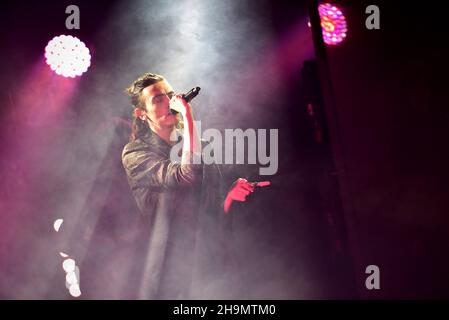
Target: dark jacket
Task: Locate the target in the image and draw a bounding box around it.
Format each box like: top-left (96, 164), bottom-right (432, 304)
top-left (122, 131), bottom-right (230, 299)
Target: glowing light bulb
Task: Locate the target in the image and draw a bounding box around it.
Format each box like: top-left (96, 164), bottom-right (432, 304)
top-left (45, 35), bottom-right (91, 77)
top-left (62, 258), bottom-right (76, 273)
top-left (66, 271), bottom-right (78, 285)
top-left (318, 3), bottom-right (348, 45)
top-left (69, 284), bottom-right (81, 297)
top-left (53, 219), bottom-right (63, 232)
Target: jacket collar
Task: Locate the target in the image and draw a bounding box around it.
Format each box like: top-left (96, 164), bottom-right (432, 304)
top-left (141, 130), bottom-right (182, 154)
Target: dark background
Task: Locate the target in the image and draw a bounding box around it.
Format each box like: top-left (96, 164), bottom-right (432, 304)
top-left (309, 0), bottom-right (449, 298)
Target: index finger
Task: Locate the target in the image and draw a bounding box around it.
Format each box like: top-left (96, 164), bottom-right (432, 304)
top-left (254, 181), bottom-right (271, 187)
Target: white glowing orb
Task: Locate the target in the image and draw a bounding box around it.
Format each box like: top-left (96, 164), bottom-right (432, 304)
top-left (66, 271), bottom-right (79, 285)
top-left (69, 284), bottom-right (82, 297)
top-left (45, 35), bottom-right (91, 78)
top-left (62, 258), bottom-right (76, 273)
top-left (53, 219), bottom-right (63, 232)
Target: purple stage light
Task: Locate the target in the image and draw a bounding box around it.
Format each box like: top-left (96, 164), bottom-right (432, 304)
top-left (44, 35), bottom-right (91, 78)
top-left (318, 3), bottom-right (347, 45)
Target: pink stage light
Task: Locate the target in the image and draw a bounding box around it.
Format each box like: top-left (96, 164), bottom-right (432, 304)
top-left (318, 3), bottom-right (347, 45)
top-left (44, 35), bottom-right (91, 78)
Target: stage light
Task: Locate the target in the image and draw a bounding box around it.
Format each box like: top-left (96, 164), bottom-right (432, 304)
top-left (62, 258), bottom-right (76, 273)
top-left (69, 284), bottom-right (81, 298)
top-left (318, 3), bottom-right (347, 45)
top-left (53, 218), bottom-right (63, 232)
top-left (61, 258), bottom-right (81, 298)
top-left (44, 35), bottom-right (91, 78)
top-left (66, 270), bottom-right (78, 285)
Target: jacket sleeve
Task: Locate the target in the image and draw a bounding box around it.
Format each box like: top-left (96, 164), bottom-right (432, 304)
top-left (122, 144), bottom-right (203, 191)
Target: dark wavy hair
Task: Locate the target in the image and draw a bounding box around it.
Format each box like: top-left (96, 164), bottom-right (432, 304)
top-left (125, 72), bottom-right (165, 141)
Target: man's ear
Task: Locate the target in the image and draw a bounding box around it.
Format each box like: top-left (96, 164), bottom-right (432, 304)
top-left (134, 108), bottom-right (146, 120)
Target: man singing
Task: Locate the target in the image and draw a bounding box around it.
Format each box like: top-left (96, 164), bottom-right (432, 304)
top-left (121, 72), bottom-right (268, 299)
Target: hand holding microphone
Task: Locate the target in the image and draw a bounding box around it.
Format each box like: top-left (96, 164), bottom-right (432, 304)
top-left (169, 87), bottom-right (201, 116)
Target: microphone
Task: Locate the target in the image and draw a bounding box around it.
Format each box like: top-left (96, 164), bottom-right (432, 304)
top-left (170, 87), bottom-right (201, 114)
top-left (182, 87), bottom-right (201, 103)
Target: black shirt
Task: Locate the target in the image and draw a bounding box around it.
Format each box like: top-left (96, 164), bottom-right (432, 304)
top-left (122, 131), bottom-right (230, 299)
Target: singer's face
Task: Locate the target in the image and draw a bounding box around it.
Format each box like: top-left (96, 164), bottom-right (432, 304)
top-left (141, 80), bottom-right (178, 128)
